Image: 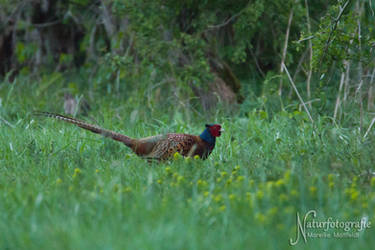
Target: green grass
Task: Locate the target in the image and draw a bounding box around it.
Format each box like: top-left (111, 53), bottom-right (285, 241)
top-left (1, 79), bottom-right (374, 250)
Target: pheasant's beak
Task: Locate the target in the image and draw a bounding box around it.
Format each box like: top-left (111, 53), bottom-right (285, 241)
top-left (220, 128), bottom-right (224, 133)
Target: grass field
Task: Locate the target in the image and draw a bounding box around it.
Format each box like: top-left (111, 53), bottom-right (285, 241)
top-left (1, 79), bottom-right (374, 249)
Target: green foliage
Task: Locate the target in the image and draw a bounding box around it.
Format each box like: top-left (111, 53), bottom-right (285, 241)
top-left (300, 1), bottom-right (375, 73)
top-left (15, 42), bottom-right (37, 64)
top-left (1, 0), bottom-right (374, 119)
top-left (310, 2), bottom-right (356, 72)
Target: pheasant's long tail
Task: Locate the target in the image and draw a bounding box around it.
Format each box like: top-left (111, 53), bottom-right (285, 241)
top-left (34, 111), bottom-right (134, 147)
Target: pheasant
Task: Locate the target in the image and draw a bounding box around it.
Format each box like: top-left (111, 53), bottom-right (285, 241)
top-left (35, 112), bottom-right (223, 161)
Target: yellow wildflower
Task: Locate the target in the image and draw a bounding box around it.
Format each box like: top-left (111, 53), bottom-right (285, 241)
top-left (255, 213), bottom-right (266, 223)
top-left (197, 179), bottom-right (207, 188)
top-left (226, 178), bottom-right (232, 186)
top-left (72, 168), bottom-right (82, 178)
top-left (219, 205), bottom-right (226, 211)
top-left (327, 173), bottom-right (334, 182)
top-left (173, 151), bottom-right (182, 160)
top-left (220, 171), bottom-right (228, 177)
top-left (214, 194), bottom-right (222, 203)
top-left (113, 184), bottom-right (120, 193)
top-left (275, 179), bottom-right (284, 187)
top-left (236, 176), bottom-right (245, 182)
top-left (362, 202), bottom-right (368, 209)
top-left (290, 189), bottom-right (298, 197)
top-left (371, 177), bottom-right (375, 187)
top-left (267, 207), bottom-right (278, 216)
top-left (249, 179), bottom-right (255, 187)
top-left (246, 192), bottom-right (252, 200)
top-left (256, 190), bottom-right (264, 200)
top-left (229, 194), bottom-right (236, 201)
top-left (351, 176), bottom-right (358, 188)
top-left (350, 190), bottom-right (359, 201)
top-left (344, 188), bottom-right (351, 196)
top-left (279, 193), bottom-right (288, 202)
top-left (177, 176), bottom-right (184, 184)
top-left (283, 170), bottom-right (291, 182)
top-left (309, 186), bottom-right (317, 196)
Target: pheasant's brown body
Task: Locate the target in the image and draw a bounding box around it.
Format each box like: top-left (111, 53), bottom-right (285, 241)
top-left (132, 134), bottom-right (213, 160)
top-left (36, 112), bottom-right (220, 160)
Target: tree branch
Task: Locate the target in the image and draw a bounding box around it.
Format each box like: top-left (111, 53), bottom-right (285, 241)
top-left (318, 0), bottom-right (350, 71)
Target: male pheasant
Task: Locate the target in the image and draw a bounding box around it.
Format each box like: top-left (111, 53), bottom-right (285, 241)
top-left (35, 112), bottom-right (223, 160)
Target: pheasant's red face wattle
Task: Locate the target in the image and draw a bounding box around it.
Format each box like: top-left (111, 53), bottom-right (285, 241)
top-left (208, 124), bottom-right (222, 137)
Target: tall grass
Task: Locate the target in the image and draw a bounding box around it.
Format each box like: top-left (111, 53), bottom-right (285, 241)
top-left (0, 77), bottom-right (374, 250)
